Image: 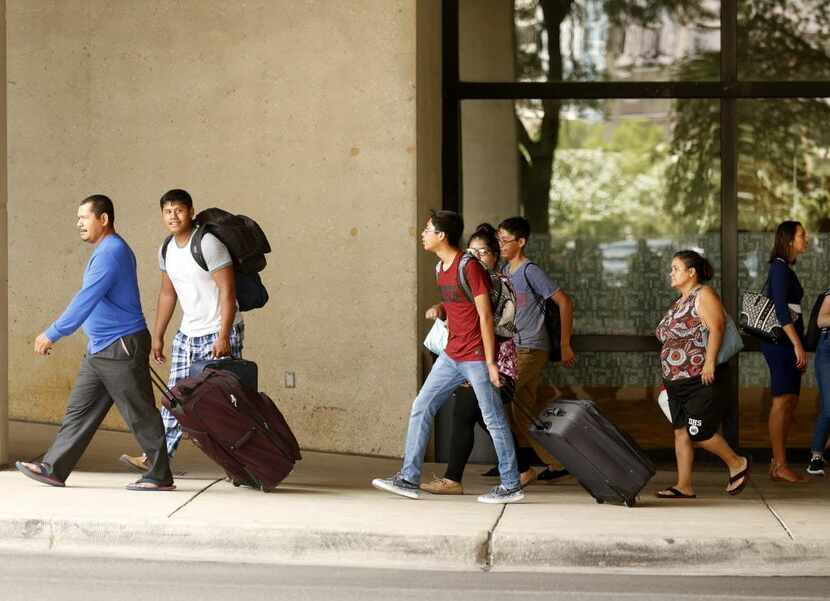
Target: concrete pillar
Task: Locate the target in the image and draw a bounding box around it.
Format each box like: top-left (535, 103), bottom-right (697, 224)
top-left (459, 0), bottom-right (519, 235)
top-left (417, 0), bottom-right (443, 348)
top-left (0, 0), bottom-right (8, 466)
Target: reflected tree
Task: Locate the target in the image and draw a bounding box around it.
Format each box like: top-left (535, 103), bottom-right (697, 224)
top-left (515, 0), bottom-right (570, 234)
top-left (666, 0), bottom-right (830, 233)
top-left (515, 0), bottom-right (717, 235)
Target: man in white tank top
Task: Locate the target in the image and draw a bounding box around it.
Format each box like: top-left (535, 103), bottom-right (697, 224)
top-left (119, 189), bottom-right (244, 471)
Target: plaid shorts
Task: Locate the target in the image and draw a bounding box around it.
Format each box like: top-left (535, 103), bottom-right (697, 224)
top-left (160, 322), bottom-right (244, 456)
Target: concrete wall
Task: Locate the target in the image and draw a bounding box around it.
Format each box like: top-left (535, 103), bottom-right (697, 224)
top-left (416, 0), bottom-right (442, 459)
top-left (7, 1), bottom-right (419, 457)
top-left (0, 0), bottom-right (7, 466)
top-left (459, 0), bottom-right (519, 237)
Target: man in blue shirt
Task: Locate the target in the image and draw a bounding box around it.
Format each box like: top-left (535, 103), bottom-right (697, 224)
top-left (15, 195), bottom-right (175, 491)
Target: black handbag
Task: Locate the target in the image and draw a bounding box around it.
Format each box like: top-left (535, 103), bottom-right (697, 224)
top-left (523, 262), bottom-right (562, 363)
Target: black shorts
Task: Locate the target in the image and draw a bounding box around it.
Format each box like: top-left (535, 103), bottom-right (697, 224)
top-left (663, 370), bottom-right (726, 442)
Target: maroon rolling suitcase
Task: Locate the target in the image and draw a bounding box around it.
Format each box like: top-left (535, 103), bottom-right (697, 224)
top-left (150, 367), bottom-right (301, 491)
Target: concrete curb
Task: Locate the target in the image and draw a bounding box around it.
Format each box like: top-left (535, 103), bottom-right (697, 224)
top-left (2, 516), bottom-right (830, 575)
top-left (491, 534), bottom-right (830, 576)
top-left (0, 517), bottom-right (491, 571)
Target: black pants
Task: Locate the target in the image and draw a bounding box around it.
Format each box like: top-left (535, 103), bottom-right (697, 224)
top-left (42, 329), bottom-right (173, 484)
top-left (444, 378), bottom-right (531, 482)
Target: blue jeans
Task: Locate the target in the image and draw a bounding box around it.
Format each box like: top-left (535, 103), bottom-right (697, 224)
top-left (812, 333), bottom-right (830, 453)
top-left (401, 352), bottom-right (520, 490)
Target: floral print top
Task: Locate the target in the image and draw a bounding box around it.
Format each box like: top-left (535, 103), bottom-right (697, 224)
top-left (497, 337), bottom-right (517, 380)
top-left (656, 286), bottom-right (706, 381)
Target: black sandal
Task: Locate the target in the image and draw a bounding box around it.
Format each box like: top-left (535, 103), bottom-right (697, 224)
top-left (727, 456), bottom-right (752, 496)
top-left (655, 486), bottom-right (696, 499)
top-left (15, 461), bottom-right (65, 487)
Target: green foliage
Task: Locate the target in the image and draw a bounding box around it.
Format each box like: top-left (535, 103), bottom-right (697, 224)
top-left (513, 0), bottom-right (830, 240)
top-left (666, 1), bottom-right (830, 233)
top-left (550, 114), bottom-right (682, 242)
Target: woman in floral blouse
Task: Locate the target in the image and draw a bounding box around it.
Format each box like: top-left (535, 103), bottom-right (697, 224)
top-left (655, 250), bottom-right (750, 498)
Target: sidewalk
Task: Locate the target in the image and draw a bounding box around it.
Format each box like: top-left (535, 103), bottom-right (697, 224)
top-left (2, 421), bottom-right (829, 575)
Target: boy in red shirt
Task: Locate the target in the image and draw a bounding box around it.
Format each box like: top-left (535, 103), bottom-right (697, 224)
top-left (372, 211), bottom-right (523, 503)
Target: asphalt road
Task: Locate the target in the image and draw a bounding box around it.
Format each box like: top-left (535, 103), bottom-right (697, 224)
top-left (1, 553), bottom-right (828, 601)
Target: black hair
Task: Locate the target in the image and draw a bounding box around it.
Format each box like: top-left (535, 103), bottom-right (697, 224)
top-left (769, 220), bottom-right (803, 265)
top-left (80, 194), bottom-right (115, 226)
top-left (498, 216), bottom-right (531, 242)
top-left (159, 189), bottom-right (193, 210)
top-left (429, 209), bottom-right (464, 248)
top-left (673, 250), bottom-right (714, 283)
top-left (468, 222), bottom-right (499, 257)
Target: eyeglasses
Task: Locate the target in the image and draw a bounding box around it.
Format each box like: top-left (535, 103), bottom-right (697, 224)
top-left (467, 248), bottom-right (492, 258)
top-left (497, 237), bottom-right (517, 246)
top-left (423, 226), bottom-right (439, 235)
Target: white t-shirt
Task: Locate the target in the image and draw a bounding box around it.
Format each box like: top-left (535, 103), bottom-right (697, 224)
top-left (160, 229), bottom-right (242, 337)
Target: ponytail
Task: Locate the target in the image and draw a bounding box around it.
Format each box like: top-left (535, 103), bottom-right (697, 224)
top-left (673, 250), bottom-right (714, 283)
top-left (468, 222), bottom-right (499, 257)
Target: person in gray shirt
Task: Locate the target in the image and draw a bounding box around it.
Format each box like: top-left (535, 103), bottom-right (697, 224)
top-left (497, 216), bottom-right (575, 483)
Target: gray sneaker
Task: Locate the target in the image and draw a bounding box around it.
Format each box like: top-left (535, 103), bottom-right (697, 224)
top-left (477, 484), bottom-right (525, 504)
top-left (371, 473), bottom-right (421, 499)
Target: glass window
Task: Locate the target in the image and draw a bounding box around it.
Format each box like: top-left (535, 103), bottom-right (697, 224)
top-left (736, 97), bottom-right (830, 303)
top-left (460, 0), bottom-right (721, 82)
top-left (462, 97), bottom-right (721, 335)
top-left (737, 98), bottom-right (830, 446)
top-left (738, 1), bottom-right (830, 81)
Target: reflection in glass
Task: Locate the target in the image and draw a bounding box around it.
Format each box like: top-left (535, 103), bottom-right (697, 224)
top-left (525, 98), bottom-right (720, 335)
top-left (460, 0), bottom-right (721, 82)
top-left (738, 0), bottom-right (830, 81)
top-left (736, 99), bottom-right (830, 233)
top-left (462, 97), bottom-right (720, 335)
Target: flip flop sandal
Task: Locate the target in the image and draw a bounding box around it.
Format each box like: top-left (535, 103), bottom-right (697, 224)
top-left (655, 486), bottom-right (696, 499)
top-left (126, 479), bottom-right (176, 492)
top-left (727, 456), bottom-right (752, 496)
top-left (15, 461), bottom-right (65, 487)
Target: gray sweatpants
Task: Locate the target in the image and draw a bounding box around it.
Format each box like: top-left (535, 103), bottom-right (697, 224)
top-left (42, 329), bottom-right (173, 484)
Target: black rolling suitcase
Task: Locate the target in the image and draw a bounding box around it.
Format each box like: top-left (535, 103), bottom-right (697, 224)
top-left (521, 398), bottom-right (655, 507)
top-left (190, 357), bottom-right (258, 391)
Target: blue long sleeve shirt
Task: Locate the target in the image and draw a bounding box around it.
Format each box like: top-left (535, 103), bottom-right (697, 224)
top-left (45, 234), bottom-right (147, 354)
top-left (767, 257), bottom-right (804, 330)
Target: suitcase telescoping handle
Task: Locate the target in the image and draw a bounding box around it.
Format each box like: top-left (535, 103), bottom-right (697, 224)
top-left (149, 366), bottom-right (183, 414)
top-left (509, 395), bottom-right (549, 432)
